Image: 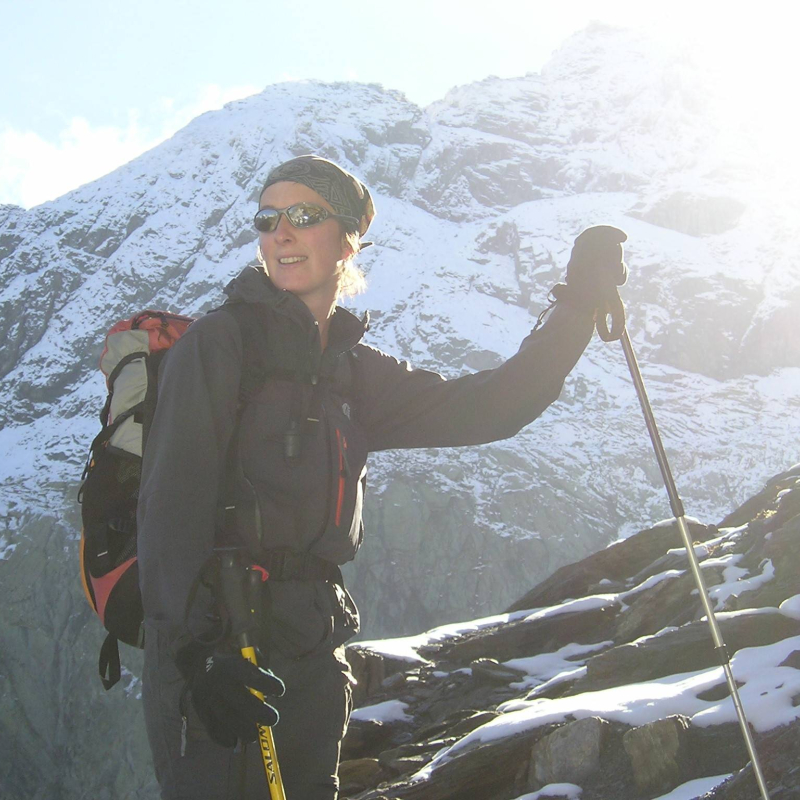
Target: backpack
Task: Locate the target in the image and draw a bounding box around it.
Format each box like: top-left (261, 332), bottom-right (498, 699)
top-left (79, 304), bottom-right (359, 689)
top-left (79, 310), bottom-right (196, 688)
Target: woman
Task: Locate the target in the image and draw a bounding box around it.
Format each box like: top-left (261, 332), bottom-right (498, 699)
top-left (137, 155), bottom-right (626, 799)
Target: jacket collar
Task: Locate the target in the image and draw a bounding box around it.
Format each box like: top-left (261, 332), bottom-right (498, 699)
top-left (224, 266), bottom-right (369, 355)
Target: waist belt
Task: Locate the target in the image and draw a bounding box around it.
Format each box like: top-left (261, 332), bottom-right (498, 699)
top-left (183, 548), bottom-right (342, 646)
top-left (259, 549), bottom-right (341, 582)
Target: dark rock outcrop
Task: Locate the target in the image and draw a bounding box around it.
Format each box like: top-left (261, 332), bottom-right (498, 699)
top-left (340, 467), bottom-right (800, 799)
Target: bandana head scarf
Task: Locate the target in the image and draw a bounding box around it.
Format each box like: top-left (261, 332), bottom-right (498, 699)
top-left (261, 155), bottom-right (375, 240)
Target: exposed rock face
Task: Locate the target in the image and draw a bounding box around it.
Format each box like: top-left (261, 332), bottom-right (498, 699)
top-left (339, 465), bottom-right (800, 799)
top-left (622, 715), bottom-right (693, 794)
top-left (0, 512), bottom-right (156, 800)
top-left (530, 716), bottom-right (611, 787)
top-left (629, 192), bottom-right (746, 237)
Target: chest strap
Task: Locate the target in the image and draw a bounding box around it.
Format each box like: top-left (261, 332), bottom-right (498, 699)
top-left (258, 549), bottom-right (342, 583)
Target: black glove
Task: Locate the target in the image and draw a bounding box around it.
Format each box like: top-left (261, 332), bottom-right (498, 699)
top-left (176, 641), bottom-right (285, 748)
top-left (552, 225), bottom-right (628, 341)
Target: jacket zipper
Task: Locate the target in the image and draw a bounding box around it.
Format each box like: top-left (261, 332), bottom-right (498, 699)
top-left (278, 310), bottom-right (354, 541)
top-left (179, 683), bottom-right (190, 756)
top-left (306, 399), bottom-right (334, 551)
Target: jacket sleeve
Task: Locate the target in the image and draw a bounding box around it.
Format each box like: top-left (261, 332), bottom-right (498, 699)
top-left (358, 302), bottom-right (595, 452)
top-left (137, 311), bottom-right (243, 637)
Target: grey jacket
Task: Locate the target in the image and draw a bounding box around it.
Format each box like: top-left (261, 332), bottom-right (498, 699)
top-left (137, 266), bottom-right (594, 656)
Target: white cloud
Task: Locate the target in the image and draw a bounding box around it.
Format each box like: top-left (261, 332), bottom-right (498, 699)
top-left (0, 116), bottom-right (151, 209)
top-left (0, 83), bottom-right (261, 209)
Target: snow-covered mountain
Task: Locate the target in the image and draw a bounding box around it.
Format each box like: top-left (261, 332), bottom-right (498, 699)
top-left (1, 22), bottom-right (799, 798)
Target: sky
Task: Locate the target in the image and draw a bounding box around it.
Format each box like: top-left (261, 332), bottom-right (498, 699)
top-left (1, 0), bottom-right (796, 209)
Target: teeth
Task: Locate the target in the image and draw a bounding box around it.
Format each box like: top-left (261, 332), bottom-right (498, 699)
top-left (279, 257), bottom-right (306, 264)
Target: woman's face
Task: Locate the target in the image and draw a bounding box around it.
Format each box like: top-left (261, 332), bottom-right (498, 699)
top-left (257, 181), bottom-right (351, 309)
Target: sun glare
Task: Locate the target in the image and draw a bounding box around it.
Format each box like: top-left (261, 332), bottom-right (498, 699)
top-left (651, 8), bottom-right (800, 206)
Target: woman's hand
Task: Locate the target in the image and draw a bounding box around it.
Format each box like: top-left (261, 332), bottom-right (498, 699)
top-left (552, 225), bottom-right (628, 341)
top-left (177, 641), bottom-right (285, 747)
top-left (565, 225), bottom-right (628, 295)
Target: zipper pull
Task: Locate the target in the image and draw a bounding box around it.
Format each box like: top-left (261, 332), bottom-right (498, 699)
top-left (181, 715), bottom-right (187, 757)
top-left (341, 434), bottom-right (351, 477)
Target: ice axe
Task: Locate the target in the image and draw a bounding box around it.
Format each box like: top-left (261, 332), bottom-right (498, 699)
top-left (610, 320), bottom-right (771, 800)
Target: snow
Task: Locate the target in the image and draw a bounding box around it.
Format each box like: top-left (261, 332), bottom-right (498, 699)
top-left (2, 36), bottom-right (800, 555)
top-left (358, 594), bottom-right (626, 666)
top-left (650, 774), bottom-right (733, 800)
top-left (666, 541), bottom-right (713, 560)
top-left (620, 569), bottom-right (684, 599)
top-left (359, 547), bottom-right (781, 673)
top-left (692, 637), bottom-right (800, 729)
top-left (355, 634), bottom-right (431, 665)
top-left (504, 642), bottom-right (613, 691)
top-left (779, 594), bottom-right (800, 621)
top-left (654, 516), bottom-right (703, 530)
top-left (511, 784), bottom-right (582, 800)
top-left (0, 33), bottom-right (796, 800)
top-left (414, 635), bottom-right (800, 780)
top-left (708, 558), bottom-right (775, 611)
top-left (349, 699), bottom-right (412, 724)
top-left (0, 535), bottom-right (17, 561)
top-left (121, 667), bottom-right (142, 700)
top-left (0, 35), bottom-right (798, 795)
top-left (521, 595), bottom-right (620, 624)
top-left (356, 611), bottom-right (518, 664)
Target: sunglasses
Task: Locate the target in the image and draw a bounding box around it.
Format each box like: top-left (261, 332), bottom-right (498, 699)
top-left (254, 202), bottom-right (359, 233)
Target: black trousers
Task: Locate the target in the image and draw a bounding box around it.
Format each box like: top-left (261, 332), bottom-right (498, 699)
top-left (142, 626), bottom-right (354, 799)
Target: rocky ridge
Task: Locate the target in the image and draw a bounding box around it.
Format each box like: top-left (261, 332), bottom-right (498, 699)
top-left (340, 464), bottom-right (800, 799)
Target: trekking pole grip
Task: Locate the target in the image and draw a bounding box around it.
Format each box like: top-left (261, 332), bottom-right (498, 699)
top-left (219, 551), bottom-right (253, 642)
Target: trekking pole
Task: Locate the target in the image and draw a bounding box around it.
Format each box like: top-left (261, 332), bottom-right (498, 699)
top-left (615, 327), bottom-right (771, 800)
top-left (219, 551), bottom-right (287, 800)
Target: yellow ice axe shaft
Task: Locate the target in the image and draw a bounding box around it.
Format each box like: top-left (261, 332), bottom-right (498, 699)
top-left (240, 643), bottom-right (286, 800)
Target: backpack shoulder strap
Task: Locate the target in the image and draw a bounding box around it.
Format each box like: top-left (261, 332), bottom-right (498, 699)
top-left (215, 301), bottom-right (270, 406)
top-left (210, 302), bottom-right (271, 547)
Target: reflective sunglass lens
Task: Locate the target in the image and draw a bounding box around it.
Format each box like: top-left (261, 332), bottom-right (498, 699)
top-left (286, 204), bottom-right (329, 227)
top-left (254, 209), bottom-right (279, 232)
top-left (254, 203), bottom-right (331, 232)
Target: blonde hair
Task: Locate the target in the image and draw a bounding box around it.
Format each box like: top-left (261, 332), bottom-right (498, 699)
top-left (337, 229), bottom-right (367, 298)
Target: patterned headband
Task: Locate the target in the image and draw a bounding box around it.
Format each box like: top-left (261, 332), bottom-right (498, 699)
top-left (261, 155), bottom-right (375, 238)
